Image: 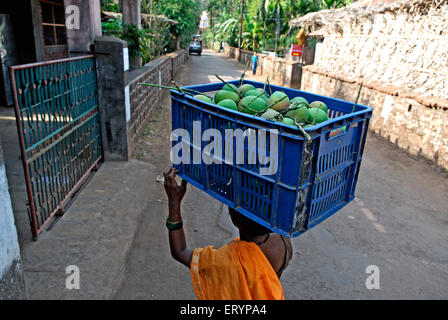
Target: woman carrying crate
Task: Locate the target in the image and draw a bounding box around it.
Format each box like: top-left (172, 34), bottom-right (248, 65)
top-left (163, 167), bottom-right (293, 300)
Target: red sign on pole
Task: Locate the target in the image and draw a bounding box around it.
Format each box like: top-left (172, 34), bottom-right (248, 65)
top-left (291, 44), bottom-right (303, 57)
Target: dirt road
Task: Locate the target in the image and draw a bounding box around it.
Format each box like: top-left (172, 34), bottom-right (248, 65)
top-left (114, 49), bottom-right (448, 299)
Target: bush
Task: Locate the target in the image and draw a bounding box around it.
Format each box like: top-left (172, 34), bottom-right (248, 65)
top-left (102, 18), bottom-right (153, 65)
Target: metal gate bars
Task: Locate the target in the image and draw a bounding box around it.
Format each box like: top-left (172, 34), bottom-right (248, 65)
top-left (10, 55), bottom-right (103, 240)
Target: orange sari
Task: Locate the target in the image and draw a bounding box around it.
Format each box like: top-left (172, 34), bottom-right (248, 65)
top-left (190, 239), bottom-right (284, 300)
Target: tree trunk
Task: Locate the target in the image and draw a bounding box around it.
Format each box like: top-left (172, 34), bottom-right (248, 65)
top-left (123, 0), bottom-right (142, 67)
top-left (275, 18), bottom-right (280, 53)
top-left (209, 9), bottom-right (214, 49)
top-left (263, 19), bottom-right (266, 51)
top-left (238, 0), bottom-right (245, 61)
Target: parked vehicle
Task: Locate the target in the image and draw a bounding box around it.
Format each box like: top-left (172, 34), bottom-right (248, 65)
top-left (189, 41), bottom-right (202, 56)
top-left (192, 34), bottom-right (202, 42)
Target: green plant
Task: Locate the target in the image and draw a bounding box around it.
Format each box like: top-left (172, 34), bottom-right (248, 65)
top-left (101, 17), bottom-right (153, 64)
top-left (205, 0), bottom-right (355, 55)
top-left (155, 0), bottom-right (201, 49)
top-left (121, 23), bottom-right (152, 60)
top-left (101, 18), bottom-right (122, 36)
top-left (322, 0), bottom-right (353, 9)
top-left (216, 17), bottom-right (239, 47)
top-left (101, 0), bottom-right (119, 12)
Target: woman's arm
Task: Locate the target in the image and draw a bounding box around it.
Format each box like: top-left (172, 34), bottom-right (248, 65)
top-left (163, 168), bottom-right (193, 268)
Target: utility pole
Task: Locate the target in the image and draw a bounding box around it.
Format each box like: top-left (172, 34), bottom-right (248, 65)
top-left (238, 0), bottom-right (245, 62)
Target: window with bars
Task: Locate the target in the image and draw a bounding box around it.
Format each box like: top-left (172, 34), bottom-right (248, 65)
top-left (40, 0), bottom-right (67, 46)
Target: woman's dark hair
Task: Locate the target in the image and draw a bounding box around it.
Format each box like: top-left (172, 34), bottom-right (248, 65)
top-left (228, 207), bottom-right (271, 236)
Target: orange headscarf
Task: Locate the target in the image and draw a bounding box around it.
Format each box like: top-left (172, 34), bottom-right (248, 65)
top-left (190, 239), bottom-right (284, 300)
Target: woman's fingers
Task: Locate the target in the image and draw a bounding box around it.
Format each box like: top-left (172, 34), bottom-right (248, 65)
top-left (164, 167), bottom-right (173, 178)
top-left (164, 167), bottom-right (179, 186)
top-left (180, 179), bottom-right (187, 192)
top-left (168, 169), bottom-right (177, 182)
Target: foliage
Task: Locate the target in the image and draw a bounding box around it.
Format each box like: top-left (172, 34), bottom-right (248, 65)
top-left (121, 24), bottom-right (153, 62)
top-left (100, 0), bottom-right (352, 62)
top-left (101, 0), bottom-right (201, 64)
top-left (101, 0), bottom-right (119, 12)
top-left (101, 17), bottom-right (123, 36)
top-left (322, 0), bottom-right (354, 9)
top-left (99, 0), bottom-right (353, 62)
top-left (101, 17), bottom-right (153, 64)
top-left (203, 0), bottom-right (354, 54)
top-left (153, 0), bottom-right (201, 48)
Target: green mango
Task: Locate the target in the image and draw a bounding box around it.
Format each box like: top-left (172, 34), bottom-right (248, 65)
top-left (221, 83), bottom-right (239, 94)
top-left (238, 84), bottom-right (256, 96)
top-left (194, 94), bottom-right (213, 104)
top-left (291, 96), bottom-right (309, 107)
top-left (286, 105), bottom-right (309, 122)
top-left (307, 107), bottom-right (328, 124)
top-left (277, 117), bottom-right (295, 126)
top-left (238, 96), bottom-right (268, 115)
top-left (217, 99), bottom-right (238, 111)
top-left (214, 90), bottom-right (240, 104)
top-left (244, 90), bottom-right (268, 101)
top-left (309, 101), bottom-right (328, 114)
top-left (268, 91), bottom-right (290, 112)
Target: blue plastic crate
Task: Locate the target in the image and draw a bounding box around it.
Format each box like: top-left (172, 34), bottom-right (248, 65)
top-left (170, 80), bottom-right (372, 237)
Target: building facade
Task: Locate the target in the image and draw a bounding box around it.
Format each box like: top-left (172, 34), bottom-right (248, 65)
top-left (0, 0), bottom-right (101, 106)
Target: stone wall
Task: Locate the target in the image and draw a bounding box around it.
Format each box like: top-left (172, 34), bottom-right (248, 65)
top-left (223, 46), bottom-right (303, 89)
top-left (301, 66), bottom-right (448, 171)
top-left (126, 50), bottom-right (188, 156)
top-left (293, 1), bottom-right (448, 171)
top-left (303, 1), bottom-right (448, 97)
top-left (0, 137), bottom-right (27, 299)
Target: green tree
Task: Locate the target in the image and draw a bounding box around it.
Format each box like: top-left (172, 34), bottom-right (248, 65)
top-left (160, 0), bottom-right (200, 48)
top-left (203, 0), bottom-right (353, 54)
top-left (258, 0), bottom-right (268, 50)
top-left (101, 0), bottom-right (120, 12)
top-left (322, 0), bottom-right (353, 9)
top-left (151, 0), bottom-right (201, 49)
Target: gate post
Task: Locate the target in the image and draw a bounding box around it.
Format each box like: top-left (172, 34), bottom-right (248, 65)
top-left (94, 36), bottom-right (130, 161)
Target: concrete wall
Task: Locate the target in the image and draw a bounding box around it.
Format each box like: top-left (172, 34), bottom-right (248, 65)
top-left (0, 138), bottom-right (27, 299)
top-left (301, 66), bottom-right (448, 172)
top-left (126, 50), bottom-right (188, 156)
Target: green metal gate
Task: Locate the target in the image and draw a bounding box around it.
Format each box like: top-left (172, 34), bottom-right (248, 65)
top-left (10, 55), bottom-right (103, 240)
